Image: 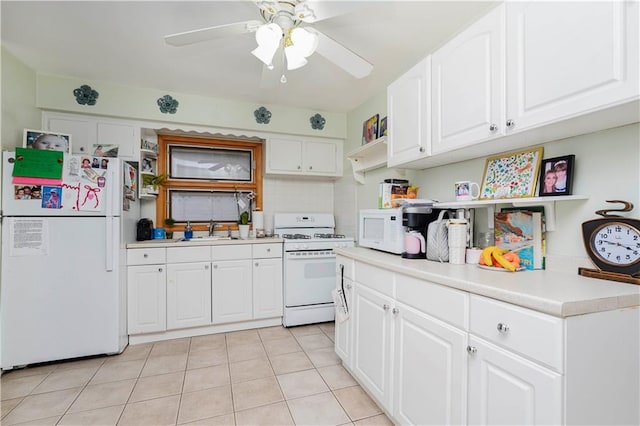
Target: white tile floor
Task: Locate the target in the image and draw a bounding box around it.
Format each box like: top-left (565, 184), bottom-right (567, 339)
top-left (1, 322), bottom-right (393, 426)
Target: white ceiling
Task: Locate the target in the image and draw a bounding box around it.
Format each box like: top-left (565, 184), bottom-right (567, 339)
top-left (1, 1), bottom-right (496, 113)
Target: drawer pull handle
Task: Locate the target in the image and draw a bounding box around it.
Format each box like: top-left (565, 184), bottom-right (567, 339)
top-left (383, 304), bottom-right (390, 311)
top-left (467, 345), bottom-right (477, 355)
top-left (143, 254), bottom-right (148, 258)
top-left (497, 323), bottom-right (510, 333)
top-left (392, 308), bottom-right (399, 315)
top-left (267, 248), bottom-right (271, 252)
top-left (158, 268), bottom-right (163, 272)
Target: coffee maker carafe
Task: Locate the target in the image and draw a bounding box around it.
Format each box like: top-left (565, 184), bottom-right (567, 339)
top-left (401, 206), bottom-right (438, 259)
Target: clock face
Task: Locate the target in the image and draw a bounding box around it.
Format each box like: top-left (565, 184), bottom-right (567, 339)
top-left (590, 222), bottom-right (640, 266)
top-left (582, 217), bottom-right (640, 276)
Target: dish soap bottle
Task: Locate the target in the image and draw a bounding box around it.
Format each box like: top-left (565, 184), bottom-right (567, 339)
top-left (184, 221), bottom-right (193, 240)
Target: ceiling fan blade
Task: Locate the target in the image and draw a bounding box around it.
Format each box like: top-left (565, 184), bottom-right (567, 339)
top-left (294, 1), bottom-right (357, 23)
top-left (165, 20), bottom-right (262, 47)
top-left (309, 29), bottom-right (373, 79)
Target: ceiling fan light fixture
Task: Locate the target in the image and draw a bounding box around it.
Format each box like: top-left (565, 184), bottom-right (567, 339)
top-left (285, 48), bottom-right (308, 70)
top-left (251, 23), bottom-right (282, 68)
top-left (290, 27), bottom-right (318, 57)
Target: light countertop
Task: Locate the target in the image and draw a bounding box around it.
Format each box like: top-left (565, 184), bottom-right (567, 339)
top-left (127, 237), bottom-right (284, 249)
top-left (335, 247), bottom-right (640, 318)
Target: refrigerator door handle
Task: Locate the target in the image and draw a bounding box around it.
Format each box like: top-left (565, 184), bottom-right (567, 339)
top-left (105, 216), bottom-right (114, 271)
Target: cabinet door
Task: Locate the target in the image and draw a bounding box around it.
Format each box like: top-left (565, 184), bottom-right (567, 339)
top-left (127, 265), bottom-right (166, 334)
top-left (467, 336), bottom-right (562, 425)
top-left (393, 304), bottom-right (468, 426)
top-left (252, 258), bottom-right (283, 319)
top-left (43, 113), bottom-right (97, 155)
top-left (212, 260), bottom-right (253, 323)
top-left (334, 277), bottom-right (353, 367)
top-left (97, 121), bottom-right (138, 160)
top-left (431, 4), bottom-right (505, 154)
top-left (506, 1), bottom-right (639, 132)
top-left (304, 140), bottom-right (339, 175)
top-left (166, 262), bottom-right (212, 330)
top-left (266, 138), bottom-right (303, 173)
top-left (352, 284), bottom-right (393, 410)
top-left (387, 56), bottom-right (431, 167)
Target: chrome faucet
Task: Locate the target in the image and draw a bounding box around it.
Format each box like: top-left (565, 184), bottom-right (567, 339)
top-left (208, 220), bottom-right (217, 236)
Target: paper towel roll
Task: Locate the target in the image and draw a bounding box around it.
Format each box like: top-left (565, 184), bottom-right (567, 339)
top-left (253, 210), bottom-right (264, 230)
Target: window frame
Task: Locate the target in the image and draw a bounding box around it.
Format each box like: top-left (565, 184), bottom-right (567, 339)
top-left (156, 134), bottom-right (263, 234)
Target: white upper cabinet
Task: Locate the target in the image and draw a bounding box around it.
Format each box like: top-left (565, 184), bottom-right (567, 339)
top-left (431, 4), bottom-right (505, 154)
top-left (387, 57), bottom-right (431, 167)
top-left (43, 111), bottom-right (139, 160)
top-left (506, 1), bottom-right (639, 132)
top-left (265, 137), bottom-right (343, 177)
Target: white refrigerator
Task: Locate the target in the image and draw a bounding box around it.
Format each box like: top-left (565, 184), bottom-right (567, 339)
top-left (1, 150), bottom-right (140, 369)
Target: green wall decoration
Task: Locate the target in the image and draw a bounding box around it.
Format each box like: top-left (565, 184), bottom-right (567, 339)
top-left (157, 95), bottom-right (179, 114)
top-left (73, 85), bottom-right (99, 105)
top-left (310, 113), bottom-right (326, 130)
top-left (254, 106), bottom-right (272, 124)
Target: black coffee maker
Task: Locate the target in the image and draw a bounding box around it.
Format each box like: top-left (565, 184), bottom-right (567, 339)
top-left (401, 206), bottom-right (441, 259)
top-left (136, 218), bottom-right (154, 241)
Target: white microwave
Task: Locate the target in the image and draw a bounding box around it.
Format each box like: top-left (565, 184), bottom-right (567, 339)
top-left (359, 208), bottom-right (405, 254)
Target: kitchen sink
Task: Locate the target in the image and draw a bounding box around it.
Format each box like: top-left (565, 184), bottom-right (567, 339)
top-left (181, 236), bottom-right (232, 241)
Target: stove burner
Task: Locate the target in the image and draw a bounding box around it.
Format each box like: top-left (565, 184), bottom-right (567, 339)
top-left (314, 233), bottom-right (346, 239)
top-left (282, 234), bottom-right (312, 240)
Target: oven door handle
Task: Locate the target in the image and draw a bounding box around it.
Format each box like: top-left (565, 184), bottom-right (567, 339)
top-left (285, 253), bottom-right (336, 260)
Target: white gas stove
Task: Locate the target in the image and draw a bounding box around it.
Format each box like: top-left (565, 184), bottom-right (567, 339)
top-left (274, 213), bottom-right (355, 327)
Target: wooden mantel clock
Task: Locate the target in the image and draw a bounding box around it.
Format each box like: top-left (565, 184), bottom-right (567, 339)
top-left (579, 200), bottom-right (640, 285)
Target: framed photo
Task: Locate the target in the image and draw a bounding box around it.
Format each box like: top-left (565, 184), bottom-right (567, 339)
top-left (538, 154), bottom-right (575, 196)
top-left (92, 144), bottom-right (119, 157)
top-left (23, 129), bottom-right (72, 154)
top-left (379, 116), bottom-right (388, 137)
top-left (480, 147), bottom-right (544, 200)
top-left (362, 114), bottom-right (379, 145)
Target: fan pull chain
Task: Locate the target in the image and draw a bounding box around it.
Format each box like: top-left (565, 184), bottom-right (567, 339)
top-left (280, 43), bottom-right (287, 83)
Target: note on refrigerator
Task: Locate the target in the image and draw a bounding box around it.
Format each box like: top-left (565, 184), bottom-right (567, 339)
top-left (8, 218), bottom-right (48, 256)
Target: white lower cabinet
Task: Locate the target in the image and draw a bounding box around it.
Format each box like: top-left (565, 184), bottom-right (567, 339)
top-left (467, 335), bottom-right (562, 425)
top-left (212, 260), bottom-right (253, 324)
top-left (166, 262), bottom-right (212, 330)
top-left (393, 304), bottom-right (467, 425)
top-left (334, 276), bottom-right (353, 364)
top-left (253, 258), bottom-right (283, 319)
top-left (127, 265), bottom-right (166, 334)
top-left (352, 284), bottom-right (394, 409)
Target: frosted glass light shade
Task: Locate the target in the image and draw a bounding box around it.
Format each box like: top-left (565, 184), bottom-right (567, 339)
top-left (284, 27), bottom-right (318, 70)
top-left (251, 23), bottom-right (282, 68)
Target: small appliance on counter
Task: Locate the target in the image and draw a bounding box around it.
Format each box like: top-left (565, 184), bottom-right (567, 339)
top-left (136, 218), bottom-right (154, 241)
top-left (402, 206), bottom-right (439, 259)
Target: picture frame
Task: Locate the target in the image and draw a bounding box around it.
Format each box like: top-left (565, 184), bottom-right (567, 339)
top-left (23, 129), bottom-right (72, 154)
top-left (538, 154), bottom-right (575, 196)
top-left (479, 147), bottom-right (544, 200)
top-left (379, 116), bottom-right (388, 137)
top-left (362, 114), bottom-right (379, 145)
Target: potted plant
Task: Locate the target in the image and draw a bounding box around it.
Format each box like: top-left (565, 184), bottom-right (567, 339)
top-left (238, 211), bottom-right (250, 239)
top-left (164, 217), bottom-right (175, 239)
top-left (141, 173), bottom-right (169, 195)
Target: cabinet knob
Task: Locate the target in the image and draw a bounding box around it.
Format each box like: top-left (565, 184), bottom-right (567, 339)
top-left (383, 304), bottom-right (390, 311)
top-left (309, 166), bottom-right (313, 170)
top-left (255, 262), bottom-right (259, 267)
top-left (297, 165), bottom-right (301, 170)
top-left (489, 123), bottom-right (498, 132)
top-left (346, 283), bottom-right (352, 290)
top-left (506, 119), bottom-right (515, 129)
top-left (467, 345), bottom-right (477, 355)
top-left (213, 264), bottom-right (218, 269)
top-left (497, 323), bottom-right (509, 333)
top-left (143, 253), bottom-right (148, 258)
top-left (419, 147), bottom-right (425, 153)
top-left (158, 268), bottom-right (163, 272)
top-left (392, 308), bottom-right (399, 315)
top-left (205, 265), bottom-right (209, 270)
top-left (267, 248), bottom-right (271, 252)
top-left (79, 147), bottom-right (85, 152)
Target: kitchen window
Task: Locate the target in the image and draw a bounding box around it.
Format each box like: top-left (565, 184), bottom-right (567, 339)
top-left (156, 135), bottom-right (263, 233)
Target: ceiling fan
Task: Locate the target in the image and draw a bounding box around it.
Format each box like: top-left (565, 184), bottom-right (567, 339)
top-left (164, 0), bottom-right (373, 81)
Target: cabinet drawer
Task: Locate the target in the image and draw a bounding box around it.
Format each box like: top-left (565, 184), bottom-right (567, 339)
top-left (253, 243), bottom-right (282, 259)
top-left (355, 262), bottom-right (395, 297)
top-left (212, 244), bottom-right (252, 260)
top-left (396, 275), bottom-right (468, 330)
top-left (470, 295), bottom-right (564, 372)
top-left (127, 248), bottom-right (166, 265)
top-left (167, 246), bottom-right (210, 263)
top-left (336, 256), bottom-right (354, 280)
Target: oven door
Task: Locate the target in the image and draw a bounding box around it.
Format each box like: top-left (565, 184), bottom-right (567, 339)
top-left (284, 251), bottom-right (336, 307)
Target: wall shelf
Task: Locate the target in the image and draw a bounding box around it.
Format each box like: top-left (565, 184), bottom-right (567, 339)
top-left (347, 136), bottom-right (387, 184)
top-left (434, 195), bottom-right (589, 232)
